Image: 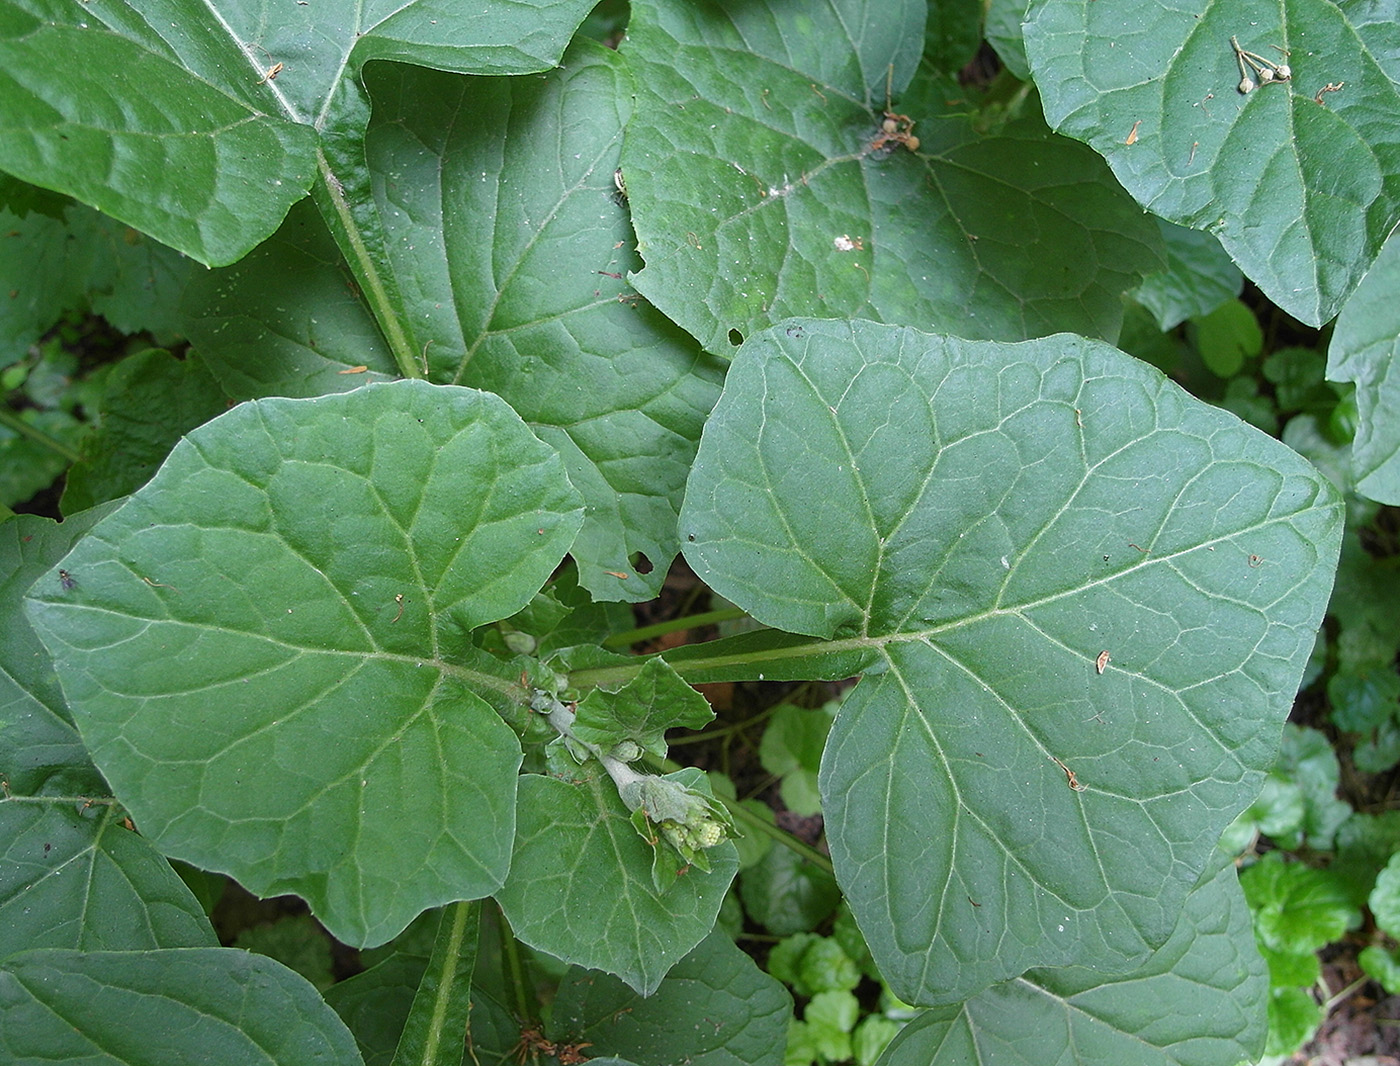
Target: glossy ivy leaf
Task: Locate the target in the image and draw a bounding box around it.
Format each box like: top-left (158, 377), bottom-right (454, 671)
top-left (495, 768), bottom-right (738, 996)
top-left (0, 947), bottom-right (363, 1065)
top-left (1329, 228), bottom-right (1400, 505)
top-left (1240, 851), bottom-right (1360, 955)
top-left (571, 657), bottom-right (715, 760)
top-left (621, 0), bottom-right (1164, 354)
top-left (24, 380), bottom-right (585, 947)
top-left (681, 318), bottom-right (1342, 1006)
top-left (550, 931), bottom-right (792, 1066)
top-left (875, 856), bottom-right (1267, 1066)
top-left (0, 0), bottom-right (596, 265)
top-left (1024, 0), bottom-right (1400, 327)
top-left (1134, 220), bottom-right (1243, 330)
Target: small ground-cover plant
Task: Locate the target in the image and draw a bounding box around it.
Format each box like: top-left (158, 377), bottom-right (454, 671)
top-left (5, 2), bottom-right (1400, 1064)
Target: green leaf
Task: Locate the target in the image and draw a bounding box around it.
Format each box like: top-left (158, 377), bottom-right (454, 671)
top-left (1190, 298), bottom-right (1262, 379)
top-left (1369, 852), bottom-right (1400, 939)
top-left (798, 939), bottom-right (862, 996)
top-left (805, 991), bottom-right (859, 1060)
top-left (572, 657), bottom-right (715, 760)
top-left (1329, 228), bottom-right (1400, 504)
top-left (739, 842), bottom-right (841, 937)
top-left (1270, 724), bottom-right (1352, 852)
top-left (1240, 851), bottom-right (1360, 954)
top-left (25, 380), bottom-right (585, 947)
top-left (1133, 219), bottom-right (1243, 331)
top-left (0, 947), bottom-right (363, 1065)
top-left (60, 348), bottom-right (229, 514)
top-left (759, 703), bottom-right (836, 817)
top-left (924, 0), bottom-right (984, 73)
top-left (0, 0), bottom-right (597, 265)
top-left (1257, 942), bottom-right (1319, 988)
top-left (550, 930), bottom-right (793, 1066)
top-left (985, 0), bottom-right (1031, 79)
top-left (1263, 347), bottom-right (1328, 415)
top-left (0, 202), bottom-right (188, 364)
top-left (621, 0), bottom-right (1164, 353)
top-left (1360, 944), bottom-right (1400, 995)
top-left (1, 510), bottom-right (113, 800)
top-left (387, 902), bottom-right (478, 1066)
top-left (234, 914), bottom-right (334, 992)
top-left (1328, 662), bottom-right (1400, 732)
top-left (1264, 985), bottom-right (1321, 1058)
top-left (1024, 0), bottom-right (1400, 327)
top-left (681, 318), bottom-right (1341, 1005)
top-left (195, 43), bottom-right (724, 600)
top-left (875, 856), bottom-right (1267, 1066)
top-left (495, 769), bottom-right (739, 996)
top-left (179, 199), bottom-right (399, 399)
top-left (0, 801), bottom-right (217, 959)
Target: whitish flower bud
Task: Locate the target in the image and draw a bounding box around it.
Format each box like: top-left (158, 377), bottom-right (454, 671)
top-left (1258, 67), bottom-right (1274, 83)
top-left (1275, 64), bottom-right (1291, 80)
top-left (1238, 76), bottom-right (1256, 94)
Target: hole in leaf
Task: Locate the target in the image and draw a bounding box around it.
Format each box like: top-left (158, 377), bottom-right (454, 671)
top-left (630, 551), bottom-right (654, 575)
top-left (728, 328), bottom-right (744, 346)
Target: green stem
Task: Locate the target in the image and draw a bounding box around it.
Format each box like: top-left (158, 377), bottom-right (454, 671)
top-left (315, 149), bottom-right (423, 381)
top-left (728, 794), bottom-right (834, 875)
top-left (390, 900), bottom-right (480, 1066)
top-left (0, 407), bottom-right (82, 462)
top-left (602, 607), bottom-right (747, 649)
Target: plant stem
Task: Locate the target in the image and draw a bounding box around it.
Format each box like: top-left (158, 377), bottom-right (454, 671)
top-left (0, 407), bottom-right (82, 462)
top-left (728, 795), bottom-right (835, 874)
top-left (602, 607), bottom-right (748, 649)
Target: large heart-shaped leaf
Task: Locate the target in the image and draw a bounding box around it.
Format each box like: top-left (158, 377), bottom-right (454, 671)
top-left (680, 318), bottom-right (1341, 1005)
top-left (875, 855), bottom-right (1267, 1065)
top-left (620, 0), bottom-right (1164, 354)
top-left (0, 0), bottom-right (596, 265)
top-left (1023, 0), bottom-right (1400, 327)
top-left (183, 43), bottom-right (723, 601)
top-left (24, 380), bottom-right (584, 946)
top-left (1328, 228), bottom-right (1400, 505)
